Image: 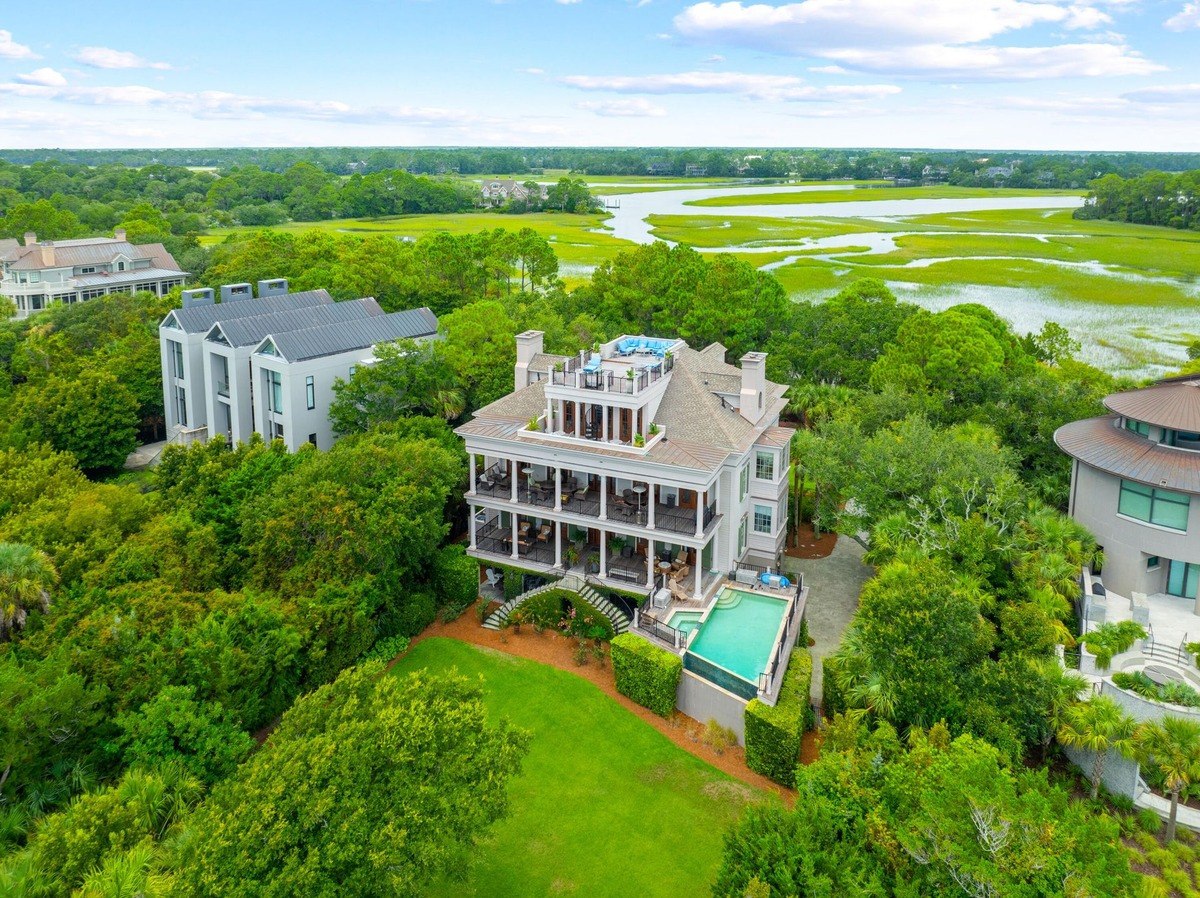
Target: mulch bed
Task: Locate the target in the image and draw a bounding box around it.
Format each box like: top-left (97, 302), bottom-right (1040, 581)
top-left (783, 522), bottom-right (838, 559)
top-left (411, 612), bottom-right (807, 802)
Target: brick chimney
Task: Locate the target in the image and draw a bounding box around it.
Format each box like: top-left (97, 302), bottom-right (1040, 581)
top-left (113, 228), bottom-right (127, 241)
top-left (23, 231), bottom-right (36, 246)
top-left (39, 242), bottom-right (55, 267)
top-left (514, 330), bottom-right (545, 390)
top-left (739, 352), bottom-right (767, 424)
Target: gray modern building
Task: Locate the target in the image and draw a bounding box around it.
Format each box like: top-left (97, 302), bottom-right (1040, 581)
top-left (159, 279), bottom-right (437, 451)
top-left (1056, 375), bottom-right (1200, 606)
top-left (1, 229), bottom-right (188, 318)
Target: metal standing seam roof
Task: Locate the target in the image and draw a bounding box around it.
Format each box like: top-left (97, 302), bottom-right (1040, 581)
top-left (163, 290), bottom-right (334, 334)
top-left (1054, 415), bottom-right (1200, 495)
top-left (1104, 377), bottom-right (1200, 434)
top-left (4, 239), bottom-right (175, 270)
top-left (207, 297), bottom-right (385, 348)
top-left (71, 267), bottom-right (188, 288)
top-left (260, 307), bottom-right (439, 362)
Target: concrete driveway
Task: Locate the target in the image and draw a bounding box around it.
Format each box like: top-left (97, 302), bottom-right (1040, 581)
top-left (781, 536), bottom-right (873, 704)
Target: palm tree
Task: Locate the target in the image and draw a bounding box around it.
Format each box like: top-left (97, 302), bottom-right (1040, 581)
top-left (1057, 695), bottom-right (1137, 799)
top-left (0, 542), bottom-right (58, 640)
top-left (1034, 659), bottom-right (1088, 760)
top-left (1135, 717), bottom-right (1200, 842)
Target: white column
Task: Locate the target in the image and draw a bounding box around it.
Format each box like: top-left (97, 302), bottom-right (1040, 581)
top-left (468, 504), bottom-right (477, 549)
top-left (511, 514), bottom-right (519, 560)
top-left (555, 467), bottom-right (562, 511)
top-left (693, 544), bottom-right (703, 600)
top-left (602, 404), bottom-right (609, 442)
top-left (695, 489), bottom-right (704, 538)
top-left (510, 460), bottom-right (518, 503)
top-left (555, 523), bottom-right (562, 568)
top-left (469, 454), bottom-right (477, 492)
top-left (545, 396), bottom-right (552, 430)
top-left (647, 483), bottom-right (656, 530)
top-left (646, 543), bottom-right (654, 588)
top-left (599, 528), bottom-right (608, 579)
top-left (600, 475), bottom-right (608, 521)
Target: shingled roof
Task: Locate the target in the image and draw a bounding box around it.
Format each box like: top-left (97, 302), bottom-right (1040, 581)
top-left (2, 237), bottom-right (181, 272)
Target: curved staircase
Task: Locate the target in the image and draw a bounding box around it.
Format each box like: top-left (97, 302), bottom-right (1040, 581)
top-left (482, 574), bottom-right (630, 635)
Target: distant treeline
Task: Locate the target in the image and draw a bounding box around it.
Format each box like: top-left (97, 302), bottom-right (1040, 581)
top-left (1075, 170), bottom-right (1200, 231)
top-left (4, 146), bottom-right (1200, 185)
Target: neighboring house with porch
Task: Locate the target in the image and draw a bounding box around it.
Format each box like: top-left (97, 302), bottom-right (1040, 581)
top-left (479, 178), bottom-right (546, 207)
top-left (2, 229), bottom-right (188, 319)
top-left (458, 330), bottom-right (791, 602)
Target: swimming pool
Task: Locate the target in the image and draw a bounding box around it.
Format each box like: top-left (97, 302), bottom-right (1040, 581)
top-left (666, 610), bottom-right (703, 637)
top-left (686, 589), bottom-right (788, 686)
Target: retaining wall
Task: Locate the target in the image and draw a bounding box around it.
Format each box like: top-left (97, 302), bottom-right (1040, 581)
top-left (676, 670), bottom-right (748, 744)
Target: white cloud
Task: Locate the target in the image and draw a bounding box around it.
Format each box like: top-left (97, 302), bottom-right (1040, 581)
top-left (703, 54), bottom-right (726, 62)
top-left (1122, 82), bottom-right (1200, 102)
top-left (809, 64), bottom-right (848, 74)
top-left (672, 0), bottom-right (1160, 80)
top-left (1165, 3), bottom-right (1200, 29)
top-left (560, 70), bottom-right (900, 100)
top-left (577, 97), bottom-right (668, 116)
top-left (518, 66), bottom-right (545, 75)
top-left (0, 28), bottom-right (37, 59)
top-left (15, 67), bottom-right (67, 87)
top-left (74, 46), bottom-right (171, 70)
top-left (555, 0), bottom-right (583, 4)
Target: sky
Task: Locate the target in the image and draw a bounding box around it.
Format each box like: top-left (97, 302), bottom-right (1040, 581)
top-left (0, 0), bottom-right (1198, 151)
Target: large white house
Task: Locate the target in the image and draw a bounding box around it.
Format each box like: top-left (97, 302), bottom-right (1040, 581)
top-left (457, 331), bottom-right (791, 602)
top-left (159, 279), bottom-right (438, 450)
top-left (1, 229), bottom-right (188, 318)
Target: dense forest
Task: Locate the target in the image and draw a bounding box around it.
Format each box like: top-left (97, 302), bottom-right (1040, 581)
top-left (1076, 169), bottom-right (1200, 230)
top-left (3, 146), bottom-right (1200, 184)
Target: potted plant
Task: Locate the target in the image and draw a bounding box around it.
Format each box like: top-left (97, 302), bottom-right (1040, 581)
top-left (607, 536), bottom-right (625, 558)
top-left (592, 340), bottom-right (601, 353)
top-left (566, 544), bottom-right (580, 567)
top-left (633, 433), bottom-right (645, 447)
top-left (648, 422), bottom-right (660, 436)
top-left (527, 415), bottom-right (539, 431)
top-left (626, 368), bottom-right (636, 380)
top-left (554, 361), bottom-right (564, 372)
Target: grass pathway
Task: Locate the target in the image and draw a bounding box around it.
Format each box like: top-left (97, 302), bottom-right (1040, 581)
top-left (393, 638), bottom-right (773, 897)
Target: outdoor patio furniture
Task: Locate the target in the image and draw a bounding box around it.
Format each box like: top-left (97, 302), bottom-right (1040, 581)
top-left (484, 568), bottom-right (503, 589)
top-left (673, 564), bottom-right (690, 581)
top-left (573, 488), bottom-right (587, 501)
top-left (536, 524), bottom-right (552, 542)
top-left (622, 488), bottom-right (634, 503)
top-left (665, 494), bottom-right (676, 508)
top-left (518, 521), bottom-right (531, 536)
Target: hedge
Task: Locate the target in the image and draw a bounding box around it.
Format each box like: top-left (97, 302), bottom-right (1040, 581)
top-left (744, 649), bottom-right (813, 788)
top-left (610, 633), bottom-right (682, 717)
top-left (519, 589), bottom-right (615, 640)
top-left (821, 654), bottom-right (846, 718)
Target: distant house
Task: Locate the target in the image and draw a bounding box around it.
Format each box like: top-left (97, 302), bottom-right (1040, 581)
top-left (1, 229), bottom-right (188, 319)
top-left (480, 179), bottom-right (547, 207)
top-left (646, 161), bottom-right (674, 176)
top-left (982, 164), bottom-right (1015, 180)
top-left (684, 163), bottom-right (708, 177)
top-left (159, 278), bottom-right (438, 451)
top-left (921, 164), bottom-right (950, 183)
top-left (346, 161), bottom-right (368, 173)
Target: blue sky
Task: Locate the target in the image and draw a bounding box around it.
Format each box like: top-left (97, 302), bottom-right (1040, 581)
top-left (1, 0), bottom-right (1198, 150)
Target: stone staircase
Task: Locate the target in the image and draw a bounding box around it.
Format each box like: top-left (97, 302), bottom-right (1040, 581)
top-left (482, 574), bottom-right (630, 635)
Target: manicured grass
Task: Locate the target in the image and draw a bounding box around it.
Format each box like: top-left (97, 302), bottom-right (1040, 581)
top-left (391, 638), bottom-right (768, 898)
top-left (686, 185), bottom-right (1084, 207)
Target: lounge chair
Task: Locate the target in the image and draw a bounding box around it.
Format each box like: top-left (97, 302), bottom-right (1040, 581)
top-left (536, 524), bottom-right (552, 542)
top-left (669, 580), bottom-right (690, 603)
top-left (673, 564), bottom-right (690, 581)
top-left (518, 521), bottom-right (532, 537)
top-left (485, 568), bottom-right (503, 589)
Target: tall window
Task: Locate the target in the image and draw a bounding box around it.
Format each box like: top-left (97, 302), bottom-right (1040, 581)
top-left (753, 504), bottom-right (773, 534)
top-left (739, 464), bottom-right (749, 501)
top-left (175, 385), bottom-right (187, 426)
top-left (737, 517), bottom-right (747, 554)
top-left (1168, 561), bottom-right (1199, 600)
top-left (1118, 479), bottom-right (1190, 531)
top-left (268, 370), bottom-right (283, 414)
top-left (755, 450), bottom-right (775, 481)
top-left (170, 340), bottom-right (184, 379)
top-left (306, 376), bottom-right (315, 410)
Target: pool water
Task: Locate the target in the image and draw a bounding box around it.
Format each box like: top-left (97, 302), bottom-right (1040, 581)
top-left (686, 589), bottom-right (788, 684)
top-left (666, 611), bottom-right (703, 636)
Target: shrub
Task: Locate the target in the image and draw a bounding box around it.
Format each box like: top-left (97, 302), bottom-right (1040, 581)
top-left (1084, 620), bottom-right (1146, 669)
top-left (377, 588), bottom-right (437, 638)
top-left (1139, 807), bottom-right (1165, 834)
top-left (611, 633), bottom-right (682, 717)
top-left (744, 649), bottom-right (813, 787)
top-left (703, 719), bottom-right (738, 755)
top-left (432, 545), bottom-right (478, 620)
top-left (1112, 671), bottom-right (1200, 708)
top-left (520, 589), bottom-right (616, 640)
top-left (821, 655), bottom-right (845, 718)
top-left (361, 634), bottom-right (411, 663)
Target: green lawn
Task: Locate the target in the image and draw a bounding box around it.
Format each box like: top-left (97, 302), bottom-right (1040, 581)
top-left (686, 185), bottom-right (1084, 207)
top-left (391, 638), bottom-right (768, 898)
